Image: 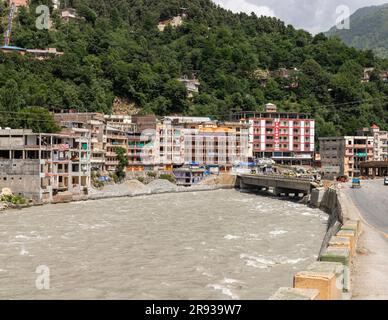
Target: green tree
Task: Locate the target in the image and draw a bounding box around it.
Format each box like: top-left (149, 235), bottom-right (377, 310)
top-left (115, 147), bottom-right (128, 182)
top-left (12, 107), bottom-right (61, 133)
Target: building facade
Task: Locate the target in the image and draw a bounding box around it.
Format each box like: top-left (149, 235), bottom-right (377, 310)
top-left (0, 129), bottom-right (91, 202)
top-left (233, 103), bottom-right (315, 165)
top-left (319, 136), bottom-right (374, 178)
top-left (371, 125), bottom-right (388, 161)
top-left (181, 122), bottom-right (250, 170)
top-left (105, 126), bottom-right (128, 172)
top-left (54, 113), bottom-right (107, 172)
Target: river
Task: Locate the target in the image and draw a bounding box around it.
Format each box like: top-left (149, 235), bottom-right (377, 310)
top-left (0, 189), bottom-right (328, 300)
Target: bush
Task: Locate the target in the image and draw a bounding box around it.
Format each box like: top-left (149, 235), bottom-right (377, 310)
top-left (1, 194), bottom-right (27, 205)
top-left (109, 173), bottom-right (120, 184)
top-left (147, 171), bottom-right (157, 178)
top-left (137, 177), bottom-right (145, 183)
top-left (159, 174), bottom-right (176, 183)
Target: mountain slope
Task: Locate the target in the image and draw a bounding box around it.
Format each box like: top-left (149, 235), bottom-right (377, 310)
top-left (0, 0), bottom-right (387, 136)
top-left (326, 3), bottom-right (388, 58)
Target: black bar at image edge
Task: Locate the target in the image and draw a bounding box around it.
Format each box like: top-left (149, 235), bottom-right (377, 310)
top-left (0, 300), bottom-right (383, 318)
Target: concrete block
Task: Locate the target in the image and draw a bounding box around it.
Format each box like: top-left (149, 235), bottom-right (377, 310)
top-left (319, 247), bottom-right (350, 292)
top-left (329, 236), bottom-right (352, 253)
top-left (310, 188), bottom-right (325, 207)
top-left (307, 261), bottom-right (344, 294)
top-left (342, 220), bottom-right (361, 237)
top-left (336, 229), bottom-right (356, 256)
top-left (294, 271), bottom-right (340, 300)
top-left (269, 287), bottom-right (320, 300)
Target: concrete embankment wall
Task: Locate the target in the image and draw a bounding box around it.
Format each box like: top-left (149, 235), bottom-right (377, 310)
top-left (270, 186), bottom-right (361, 300)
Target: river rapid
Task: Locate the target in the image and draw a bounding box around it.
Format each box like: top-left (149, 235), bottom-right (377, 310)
top-left (0, 189), bottom-right (328, 299)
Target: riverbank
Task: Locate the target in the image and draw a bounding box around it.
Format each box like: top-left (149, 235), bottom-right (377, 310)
top-left (0, 175), bottom-right (236, 212)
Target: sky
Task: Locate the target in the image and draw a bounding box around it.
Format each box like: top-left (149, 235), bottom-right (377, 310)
top-left (212, 0), bottom-right (388, 34)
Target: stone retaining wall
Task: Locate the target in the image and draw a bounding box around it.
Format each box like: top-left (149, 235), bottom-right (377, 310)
top-left (270, 186), bottom-right (361, 300)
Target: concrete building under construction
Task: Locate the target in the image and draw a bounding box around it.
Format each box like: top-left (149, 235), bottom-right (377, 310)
top-left (54, 113), bottom-right (107, 172)
top-left (0, 128), bottom-right (91, 202)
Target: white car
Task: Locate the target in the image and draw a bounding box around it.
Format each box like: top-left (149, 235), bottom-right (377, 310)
top-left (384, 177), bottom-right (388, 186)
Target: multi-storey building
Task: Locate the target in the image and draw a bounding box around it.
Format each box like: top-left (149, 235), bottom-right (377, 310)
top-left (127, 116), bottom-right (157, 172)
top-left (371, 125), bottom-right (388, 161)
top-left (105, 114), bottom-right (135, 132)
top-left (180, 121), bottom-right (250, 170)
top-left (126, 117), bottom-right (249, 172)
top-left (8, 0), bottom-right (28, 7)
top-left (105, 126), bottom-right (128, 172)
top-left (154, 119), bottom-right (185, 171)
top-left (0, 128), bottom-right (91, 202)
top-left (319, 136), bottom-right (374, 178)
top-left (233, 103), bottom-right (315, 166)
top-left (54, 113), bottom-right (107, 172)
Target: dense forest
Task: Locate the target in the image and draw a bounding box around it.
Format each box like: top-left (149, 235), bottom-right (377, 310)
top-left (0, 0), bottom-right (387, 136)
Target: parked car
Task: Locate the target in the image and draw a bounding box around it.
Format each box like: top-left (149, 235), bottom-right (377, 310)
top-left (337, 176), bottom-right (349, 183)
top-left (384, 177), bottom-right (388, 186)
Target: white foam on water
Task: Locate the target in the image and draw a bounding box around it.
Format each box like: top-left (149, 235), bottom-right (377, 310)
top-left (196, 266), bottom-right (213, 277)
top-left (246, 260), bottom-right (269, 269)
top-left (222, 278), bottom-right (242, 284)
top-left (269, 230), bottom-right (288, 236)
top-left (248, 234), bottom-right (262, 241)
top-left (207, 284), bottom-right (239, 300)
top-left (14, 234), bottom-right (51, 242)
top-left (240, 254), bottom-right (275, 269)
top-left (20, 247), bottom-right (29, 256)
top-left (301, 212), bottom-right (318, 217)
top-left (15, 235), bottom-right (30, 240)
top-left (224, 235), bottom-right (241, 240)
top-left (282, 258), bottom-right (307, 265)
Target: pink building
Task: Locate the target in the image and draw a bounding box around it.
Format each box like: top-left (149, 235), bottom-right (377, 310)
top-left (233, 103), bottom-right (315, 166)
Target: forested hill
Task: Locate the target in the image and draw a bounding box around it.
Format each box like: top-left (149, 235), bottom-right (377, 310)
top-left (326, 4), bottom-right (388, 58)
top-left (0, 0), bottom-right (387, 136)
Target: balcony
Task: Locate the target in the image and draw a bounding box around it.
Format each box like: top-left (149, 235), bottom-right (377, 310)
top-left (105, 160), bottom-right (119, 166)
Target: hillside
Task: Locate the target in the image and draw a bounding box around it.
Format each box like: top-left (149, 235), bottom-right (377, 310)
top-left (0, 0), bottom-right (387, 136)
top-left (326, 3), bottom-right (388, 58)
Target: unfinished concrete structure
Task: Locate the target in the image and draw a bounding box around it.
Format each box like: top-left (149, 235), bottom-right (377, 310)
top-left (105, 126), bottom-right (128, 172)
top-left (0, 129), bottom-right (91, 203)
top-left (319, 136), bottom-right (374, 178)
top-left (105, 114), bottom-right (135, 132)
top-left (54, 113), bottom-right (107, 172)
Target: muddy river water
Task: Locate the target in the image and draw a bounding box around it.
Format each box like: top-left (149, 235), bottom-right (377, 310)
top-left (0, 189), bottom-right (328, 299)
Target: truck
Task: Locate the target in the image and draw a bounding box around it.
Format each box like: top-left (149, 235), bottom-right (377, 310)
top-left (351, 178), bottom-right (361, 189)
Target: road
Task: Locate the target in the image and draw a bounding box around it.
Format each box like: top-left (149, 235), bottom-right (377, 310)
top-left (344, 179), bottom-right (388, 234)
top-left (342, 179), bottom-right (388, 300)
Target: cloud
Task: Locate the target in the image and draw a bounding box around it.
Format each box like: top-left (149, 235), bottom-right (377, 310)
top-left (213, 0), bottom-right (275, 17)
top-left (213, 0), bottom-right (388, 34)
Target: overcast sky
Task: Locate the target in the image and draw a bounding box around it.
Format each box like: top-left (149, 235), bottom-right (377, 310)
top-left (213, 0), bottom-right (388, 34)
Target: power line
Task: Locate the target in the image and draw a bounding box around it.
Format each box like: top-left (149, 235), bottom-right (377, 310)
top-left (0, 95), bottom-right (387, 125)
